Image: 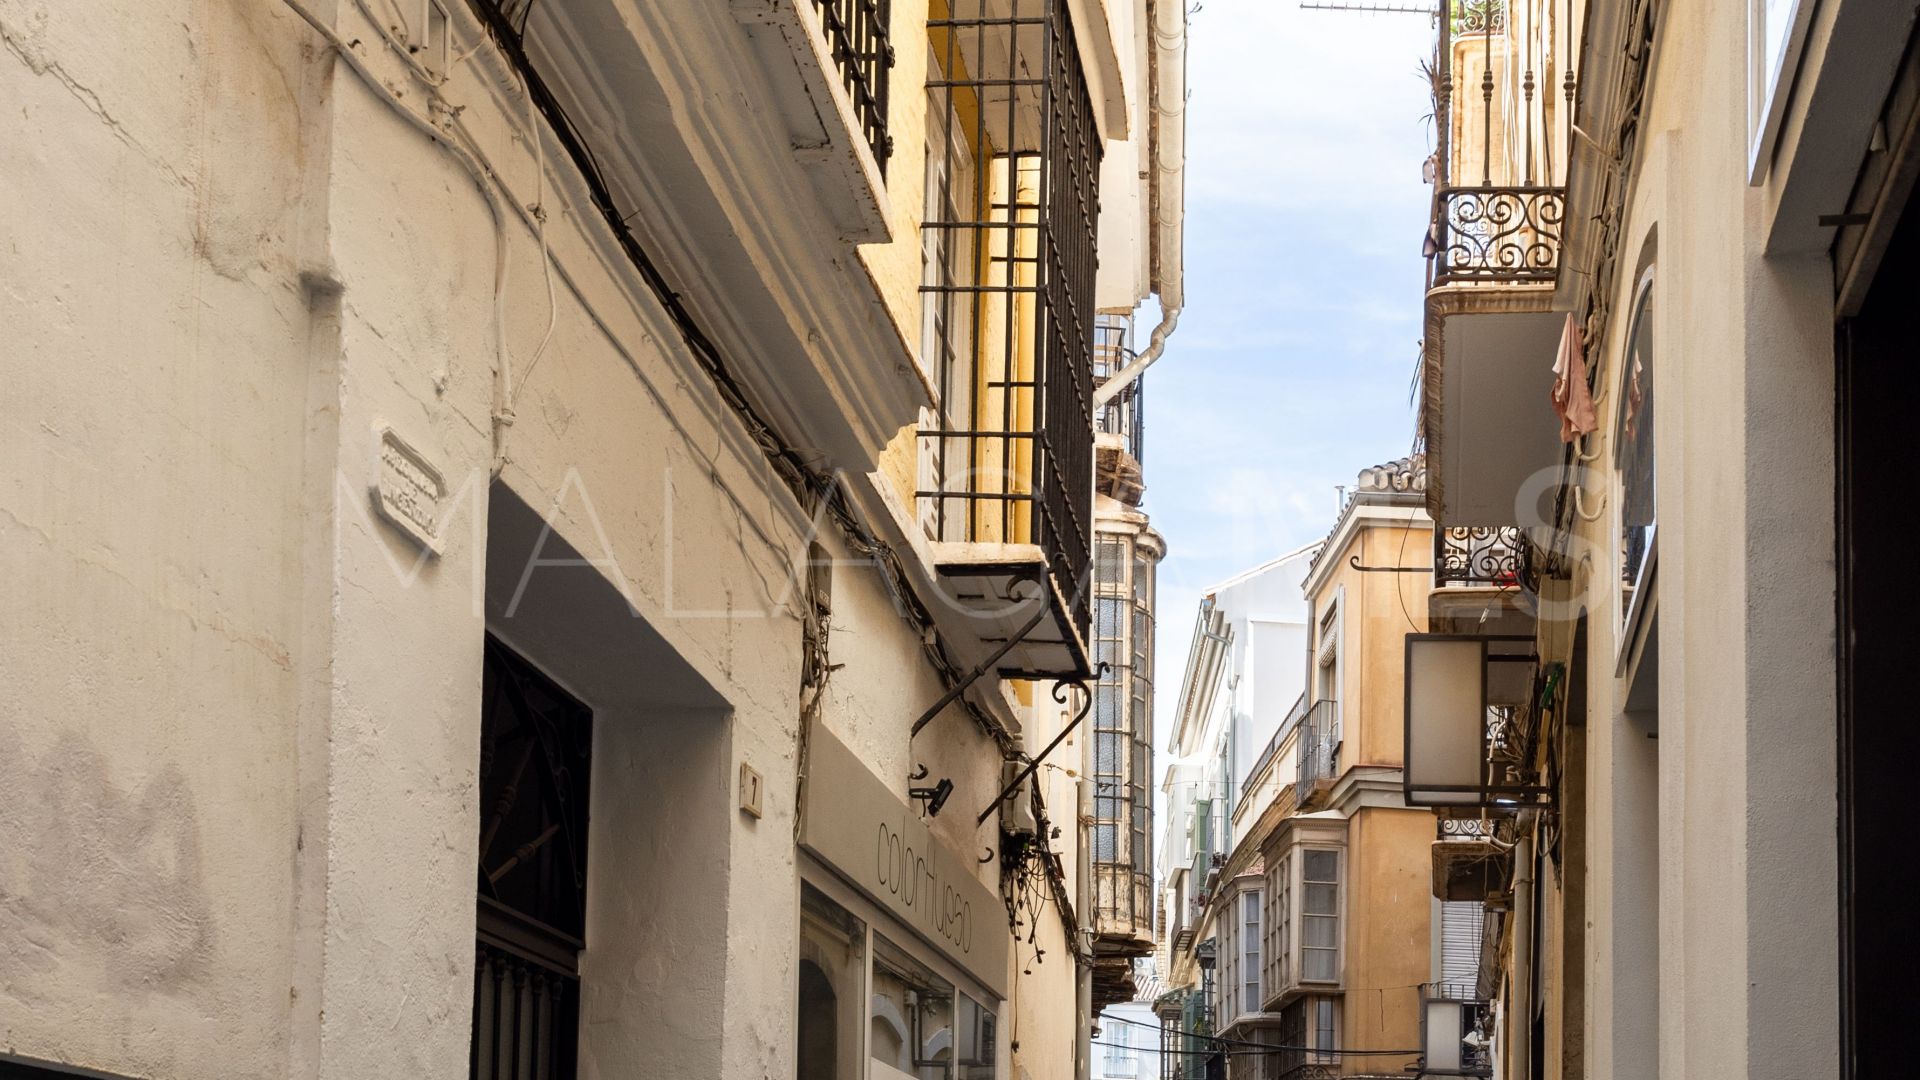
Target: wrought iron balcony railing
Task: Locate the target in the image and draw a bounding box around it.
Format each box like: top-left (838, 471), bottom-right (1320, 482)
top-left (1426, 0), bottom-right (1575, 288)
top-left (811, 0), bottom-right (894, 171)
top-left (1295, 700), bottom-right (1340, 806)
top-left (1429, 185), bottom-right (1565, 286)
top-left (1095, 316), bottom-right (1145, 465)
top-left (1433, 526), bottom-right (1526, 589)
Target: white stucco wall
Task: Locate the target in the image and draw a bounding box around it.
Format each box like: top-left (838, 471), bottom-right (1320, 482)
top-left (0, 3), bottom-right (1098, 1080)
top-left (1563, 4), bottom-right (1840, 1077)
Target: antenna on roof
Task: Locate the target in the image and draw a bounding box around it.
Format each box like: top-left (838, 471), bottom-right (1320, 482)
top-left (1300, 1), bottom-right (1437, 12)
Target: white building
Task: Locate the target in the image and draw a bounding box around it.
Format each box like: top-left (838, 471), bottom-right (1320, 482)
top-left (0, 1), bottom-right (1184, 1079)
top-left (1093, 996), bottom-right (1164, 1080)
top-left (1157, 543), bottom-right (1319, 1015)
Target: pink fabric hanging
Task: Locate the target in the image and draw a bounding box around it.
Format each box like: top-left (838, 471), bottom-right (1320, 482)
top-left (1551, 312), bottom-right (1598, 443)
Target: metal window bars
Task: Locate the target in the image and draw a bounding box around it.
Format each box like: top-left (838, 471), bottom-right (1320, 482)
top-left (1427, 0), bottom-right (1574, 286)
top-left (473, 638), bottom-right (593, 1080)
top-left (918, 0), bottom-right (1101, 641)
top-left (812, 0), bottom-right (896, 170)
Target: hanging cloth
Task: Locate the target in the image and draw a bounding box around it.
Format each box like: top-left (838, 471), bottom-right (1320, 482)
top-left (1551, 312), bottom-right (1598, 443)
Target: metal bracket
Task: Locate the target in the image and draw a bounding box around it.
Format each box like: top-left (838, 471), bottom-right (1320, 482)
top-left (908, 572), bottom-right (1049, 739)
top-left (1349, 553), bottom-right (1431, 573)
top-left (976, 667), bottom-right (1109, 826)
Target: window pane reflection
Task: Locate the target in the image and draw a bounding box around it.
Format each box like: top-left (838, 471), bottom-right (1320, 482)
top-left (871, 934), bottom-right (956, 1080)
top-left (800, 883), bottom-right (867, 1080)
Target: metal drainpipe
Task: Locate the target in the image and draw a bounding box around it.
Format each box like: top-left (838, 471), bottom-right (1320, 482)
top-left (1510, 812), bottom-right (1537, 1080)
top-left (1077, 777), bottom-right (1095, 1080)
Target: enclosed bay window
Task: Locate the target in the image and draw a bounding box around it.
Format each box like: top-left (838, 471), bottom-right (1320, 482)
top-left (1090, 532), bottom-right (1157, 946)
top-left (1265, 850), bottom-right (1290, 994)
top-left (1301, 850), bottom-right (1340, 984)
top-left (1262, 841), bottom-right (1343, 1007)
top-left (1240, 890), bottom-right (1263, 1016)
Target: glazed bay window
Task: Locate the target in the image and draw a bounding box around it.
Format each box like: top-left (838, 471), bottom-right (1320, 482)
top-left (1263, 845), bottom-right (1341, 1006)
top-left (1218, 885), bottom-right (1260, 1025)
top-left (1240, 890), bottom-right (1263, 1016)
top-left (916, 0), bottom-right (1102, 670)
top-left (1090, 535), bottom-right (1156, 948)
top-left (1265, 851), bottom-right (1290, 995)
top-left (1301, 851), bottom-right (1340, 983)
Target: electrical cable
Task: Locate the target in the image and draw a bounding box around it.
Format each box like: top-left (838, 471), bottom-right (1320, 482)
top-left (456, 0), bottom-right (1023, 754)
top-left (287, 6), bottom-right (1104, 964)
top-left (1096, 1008), bottom-right (1424, 1053)
top-left (289, 0), bottom-right (1020, 755)
top-left (277, 0), bottom-right (517, 475)
top-left (511, 80), bottom-right (561, 406)
top-left (1091, 1038), bottom-right (1421, 1059)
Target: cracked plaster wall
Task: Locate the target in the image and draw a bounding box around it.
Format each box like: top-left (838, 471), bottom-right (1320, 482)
top-left (1, 2), bottom-right (1038, 1079)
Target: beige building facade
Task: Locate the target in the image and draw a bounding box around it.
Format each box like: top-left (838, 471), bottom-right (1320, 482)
top-left (0, 1), bottom-right (1185, 1079)
top-left (1411, 1), bottom-right (1920, 1079)
top-left (1157, 461), bottom-right (1472, 1080)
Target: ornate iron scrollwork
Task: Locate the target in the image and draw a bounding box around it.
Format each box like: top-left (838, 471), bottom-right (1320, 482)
top-left (1434, 526), bottom-right (1526, 588)
top-left (1432, 187), bottom-right (1565, 286)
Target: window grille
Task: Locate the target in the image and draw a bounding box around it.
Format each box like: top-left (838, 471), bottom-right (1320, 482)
top-left (918, 0), bottom-right (1102, 640)
top-left (472, 637), bottom-right (592, 1080)
top-left (812, 0), bottom-right (895, 170)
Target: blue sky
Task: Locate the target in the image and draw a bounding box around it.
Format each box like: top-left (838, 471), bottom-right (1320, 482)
top-left (1147, 3), bottom-right (1437, 744)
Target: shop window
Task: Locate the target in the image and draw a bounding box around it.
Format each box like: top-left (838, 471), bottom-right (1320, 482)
top-left (956, 993), bottom-right (997, 1080)
top-left (872, 934), bottom-right (957, 1080)
top-left (800, 883), bottom-right (868, 1080)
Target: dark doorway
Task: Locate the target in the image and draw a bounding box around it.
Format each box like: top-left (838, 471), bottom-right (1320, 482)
top-left (1836, 174), bottom-right (1920, 1078)
top-left (471, 635), bottom-right (592, 1080)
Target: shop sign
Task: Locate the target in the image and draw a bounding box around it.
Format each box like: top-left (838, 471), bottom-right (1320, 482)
top-left (799, 728), bottom-right (1008, 996)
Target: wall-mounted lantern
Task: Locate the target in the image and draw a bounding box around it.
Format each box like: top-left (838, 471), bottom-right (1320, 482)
top-left (1404, 634), bottom-right (1551, 806)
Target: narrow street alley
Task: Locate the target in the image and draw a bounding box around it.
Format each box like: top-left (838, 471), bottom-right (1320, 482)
top-left (0, 1), bottom-right (1913, 1079)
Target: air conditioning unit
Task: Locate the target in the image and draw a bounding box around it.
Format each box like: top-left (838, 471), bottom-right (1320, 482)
top-left (1209, 852), bottom-right (1227, 868)
top-left (1431, 838), bottom-right (1505, 902)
